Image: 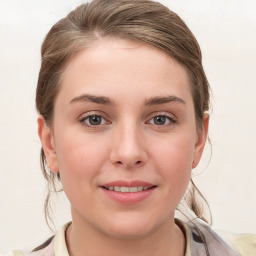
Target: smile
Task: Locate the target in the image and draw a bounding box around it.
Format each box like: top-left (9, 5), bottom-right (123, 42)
top-left (100, 181), bottom-right (157, 204)
top-left (102, 186), bottom-right (156, 193)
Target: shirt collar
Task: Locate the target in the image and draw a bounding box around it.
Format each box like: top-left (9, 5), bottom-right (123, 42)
top-left (54, 222), bottom-right (71, 256)
top-left (54, 220), bottom-right (192, 256)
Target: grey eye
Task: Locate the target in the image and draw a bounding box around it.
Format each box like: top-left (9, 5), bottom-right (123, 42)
top-left (153, 115), bottom-right (169, 125)
top-left (86, 115), bottom-right (103, 125)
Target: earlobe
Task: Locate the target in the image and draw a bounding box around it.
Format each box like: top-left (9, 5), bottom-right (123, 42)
top-left (192, 113), bottom-right (209, 168)
top-left (37, 115), bottom-right (59, 173)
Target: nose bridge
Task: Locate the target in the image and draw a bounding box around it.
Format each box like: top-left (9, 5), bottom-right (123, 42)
top-left (110, 118), bottom-right (147, 168)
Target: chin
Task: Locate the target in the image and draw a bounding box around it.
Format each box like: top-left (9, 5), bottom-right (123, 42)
top-left (102, 213), bottom-right (164, 239)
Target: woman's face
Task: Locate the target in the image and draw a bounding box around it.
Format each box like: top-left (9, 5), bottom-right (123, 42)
top-left (39, 38), bottom-right (208, 238)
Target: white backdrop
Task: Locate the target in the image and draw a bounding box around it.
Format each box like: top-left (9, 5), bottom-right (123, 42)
top-left (0, 0), bottom-right (256, 254)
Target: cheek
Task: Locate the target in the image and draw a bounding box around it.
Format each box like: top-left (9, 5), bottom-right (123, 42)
top-left (153, 133), bottom-right (195, 170)
top-left (151, 134), bottom-right (194, 196)
top-left (53, 134), bottom-right (109, 210)
top-left (54, 132), bottom-right (109, 188)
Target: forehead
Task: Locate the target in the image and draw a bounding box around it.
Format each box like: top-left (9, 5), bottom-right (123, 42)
top-left (57, 37), bottom-right (192, 106)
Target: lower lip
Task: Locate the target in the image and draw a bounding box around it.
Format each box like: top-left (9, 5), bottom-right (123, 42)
top-left (101, 187), bottom-right (156, 204)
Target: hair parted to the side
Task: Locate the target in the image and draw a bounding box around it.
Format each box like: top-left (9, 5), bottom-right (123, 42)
top-left (36, 0), bottom-right (211, 230)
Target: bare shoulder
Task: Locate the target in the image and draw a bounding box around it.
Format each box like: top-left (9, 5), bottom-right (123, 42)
top-left (217, 230), bottom-right (256, 256)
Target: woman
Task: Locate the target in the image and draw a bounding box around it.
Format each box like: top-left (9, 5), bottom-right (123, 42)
top-left (9, 0), bottom-right (256, 255)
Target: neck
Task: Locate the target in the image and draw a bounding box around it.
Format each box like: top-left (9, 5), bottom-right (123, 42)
top-left (66, 214), bottom-right (185, 256)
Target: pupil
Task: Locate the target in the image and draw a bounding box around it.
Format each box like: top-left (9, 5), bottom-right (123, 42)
top-left (89, 115), bottom-right (101, 125)
top-left (154, 116), bottom-right (166, 125)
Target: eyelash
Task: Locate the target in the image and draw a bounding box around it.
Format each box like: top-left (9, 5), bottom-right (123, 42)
top-left (79, 113), bottom-right (110, 127)
top-left (79, 113), bottom-right (177, 128)
top-left (147, 115), bottom-right (177, 127)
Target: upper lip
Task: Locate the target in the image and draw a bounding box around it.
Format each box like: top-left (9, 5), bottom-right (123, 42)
top-left (100, 180), bottom-right (156, 187)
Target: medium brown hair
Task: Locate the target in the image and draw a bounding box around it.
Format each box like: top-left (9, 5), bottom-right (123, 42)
top-left (36, 0), bottom-right (211, 229)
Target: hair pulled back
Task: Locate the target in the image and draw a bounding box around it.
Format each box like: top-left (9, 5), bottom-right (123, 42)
top-left (36, 0), bottom-right (211, 228)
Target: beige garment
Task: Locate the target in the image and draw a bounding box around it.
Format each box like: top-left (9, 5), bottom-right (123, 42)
top-left (8, 219), bottom-right (256, 256)
top-left (217, 229), bottom-right (256, 256)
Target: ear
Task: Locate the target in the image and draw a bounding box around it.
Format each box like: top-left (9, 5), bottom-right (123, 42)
top-left (192, 113), bottom-right (209, 168)
top-left (37, 115), bottom-right (59, 173)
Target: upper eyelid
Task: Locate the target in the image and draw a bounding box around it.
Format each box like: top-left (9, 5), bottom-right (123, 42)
top-left (78, 110), bottom-right (109, 120)
top-left (79, 114), bottom-right (110, 128)
top-left (78, 112), bottom-right (111, 127)
top-left (146, 112), bottom-right (177, 126)
top-left (147, 111), bottom-right (177, 120)
top-left (148, 116), bottom-right (176, 124)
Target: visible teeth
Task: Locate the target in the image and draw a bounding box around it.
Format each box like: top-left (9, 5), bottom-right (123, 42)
top-left (105, 186), bottom-right (153, 193)
top-left (114, 186), bottom-right (120, 192)
top-left (129, 187), bottom-right (138, 192)
top-left (121, 187), bottom-right (129, 192)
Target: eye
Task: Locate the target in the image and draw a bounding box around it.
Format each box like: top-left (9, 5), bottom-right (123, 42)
top-left (148, 115), bottom-right (176, 126)
top-left (80, 115), bottom-right (108, 126)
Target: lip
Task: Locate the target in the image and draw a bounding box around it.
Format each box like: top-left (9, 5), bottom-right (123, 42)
top-left (99, 180), bottom-right (157, 204)
top-left (100, 180), bottom-right (155, 187)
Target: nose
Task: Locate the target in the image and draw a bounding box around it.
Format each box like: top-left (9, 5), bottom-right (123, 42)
top-left (109, 123), bottom-right (148, 169)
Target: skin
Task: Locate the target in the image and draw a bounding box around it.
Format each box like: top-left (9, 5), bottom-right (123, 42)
top-left (38, 37), bottom-right (209, 256)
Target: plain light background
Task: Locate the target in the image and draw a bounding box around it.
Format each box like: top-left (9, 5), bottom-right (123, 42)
top-left (0, 0), bottom-right (256, 254)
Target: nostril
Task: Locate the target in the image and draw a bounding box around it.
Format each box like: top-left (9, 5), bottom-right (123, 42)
top-left (115, 160), bottom-right (142, 167)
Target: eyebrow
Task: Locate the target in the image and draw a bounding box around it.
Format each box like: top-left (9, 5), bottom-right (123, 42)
top-left (144, 95), bottom-right (186, 106)
top-left (70, 94), bottom-right (185, 106)
top-left (70, 94), bottom-right (115, 106)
